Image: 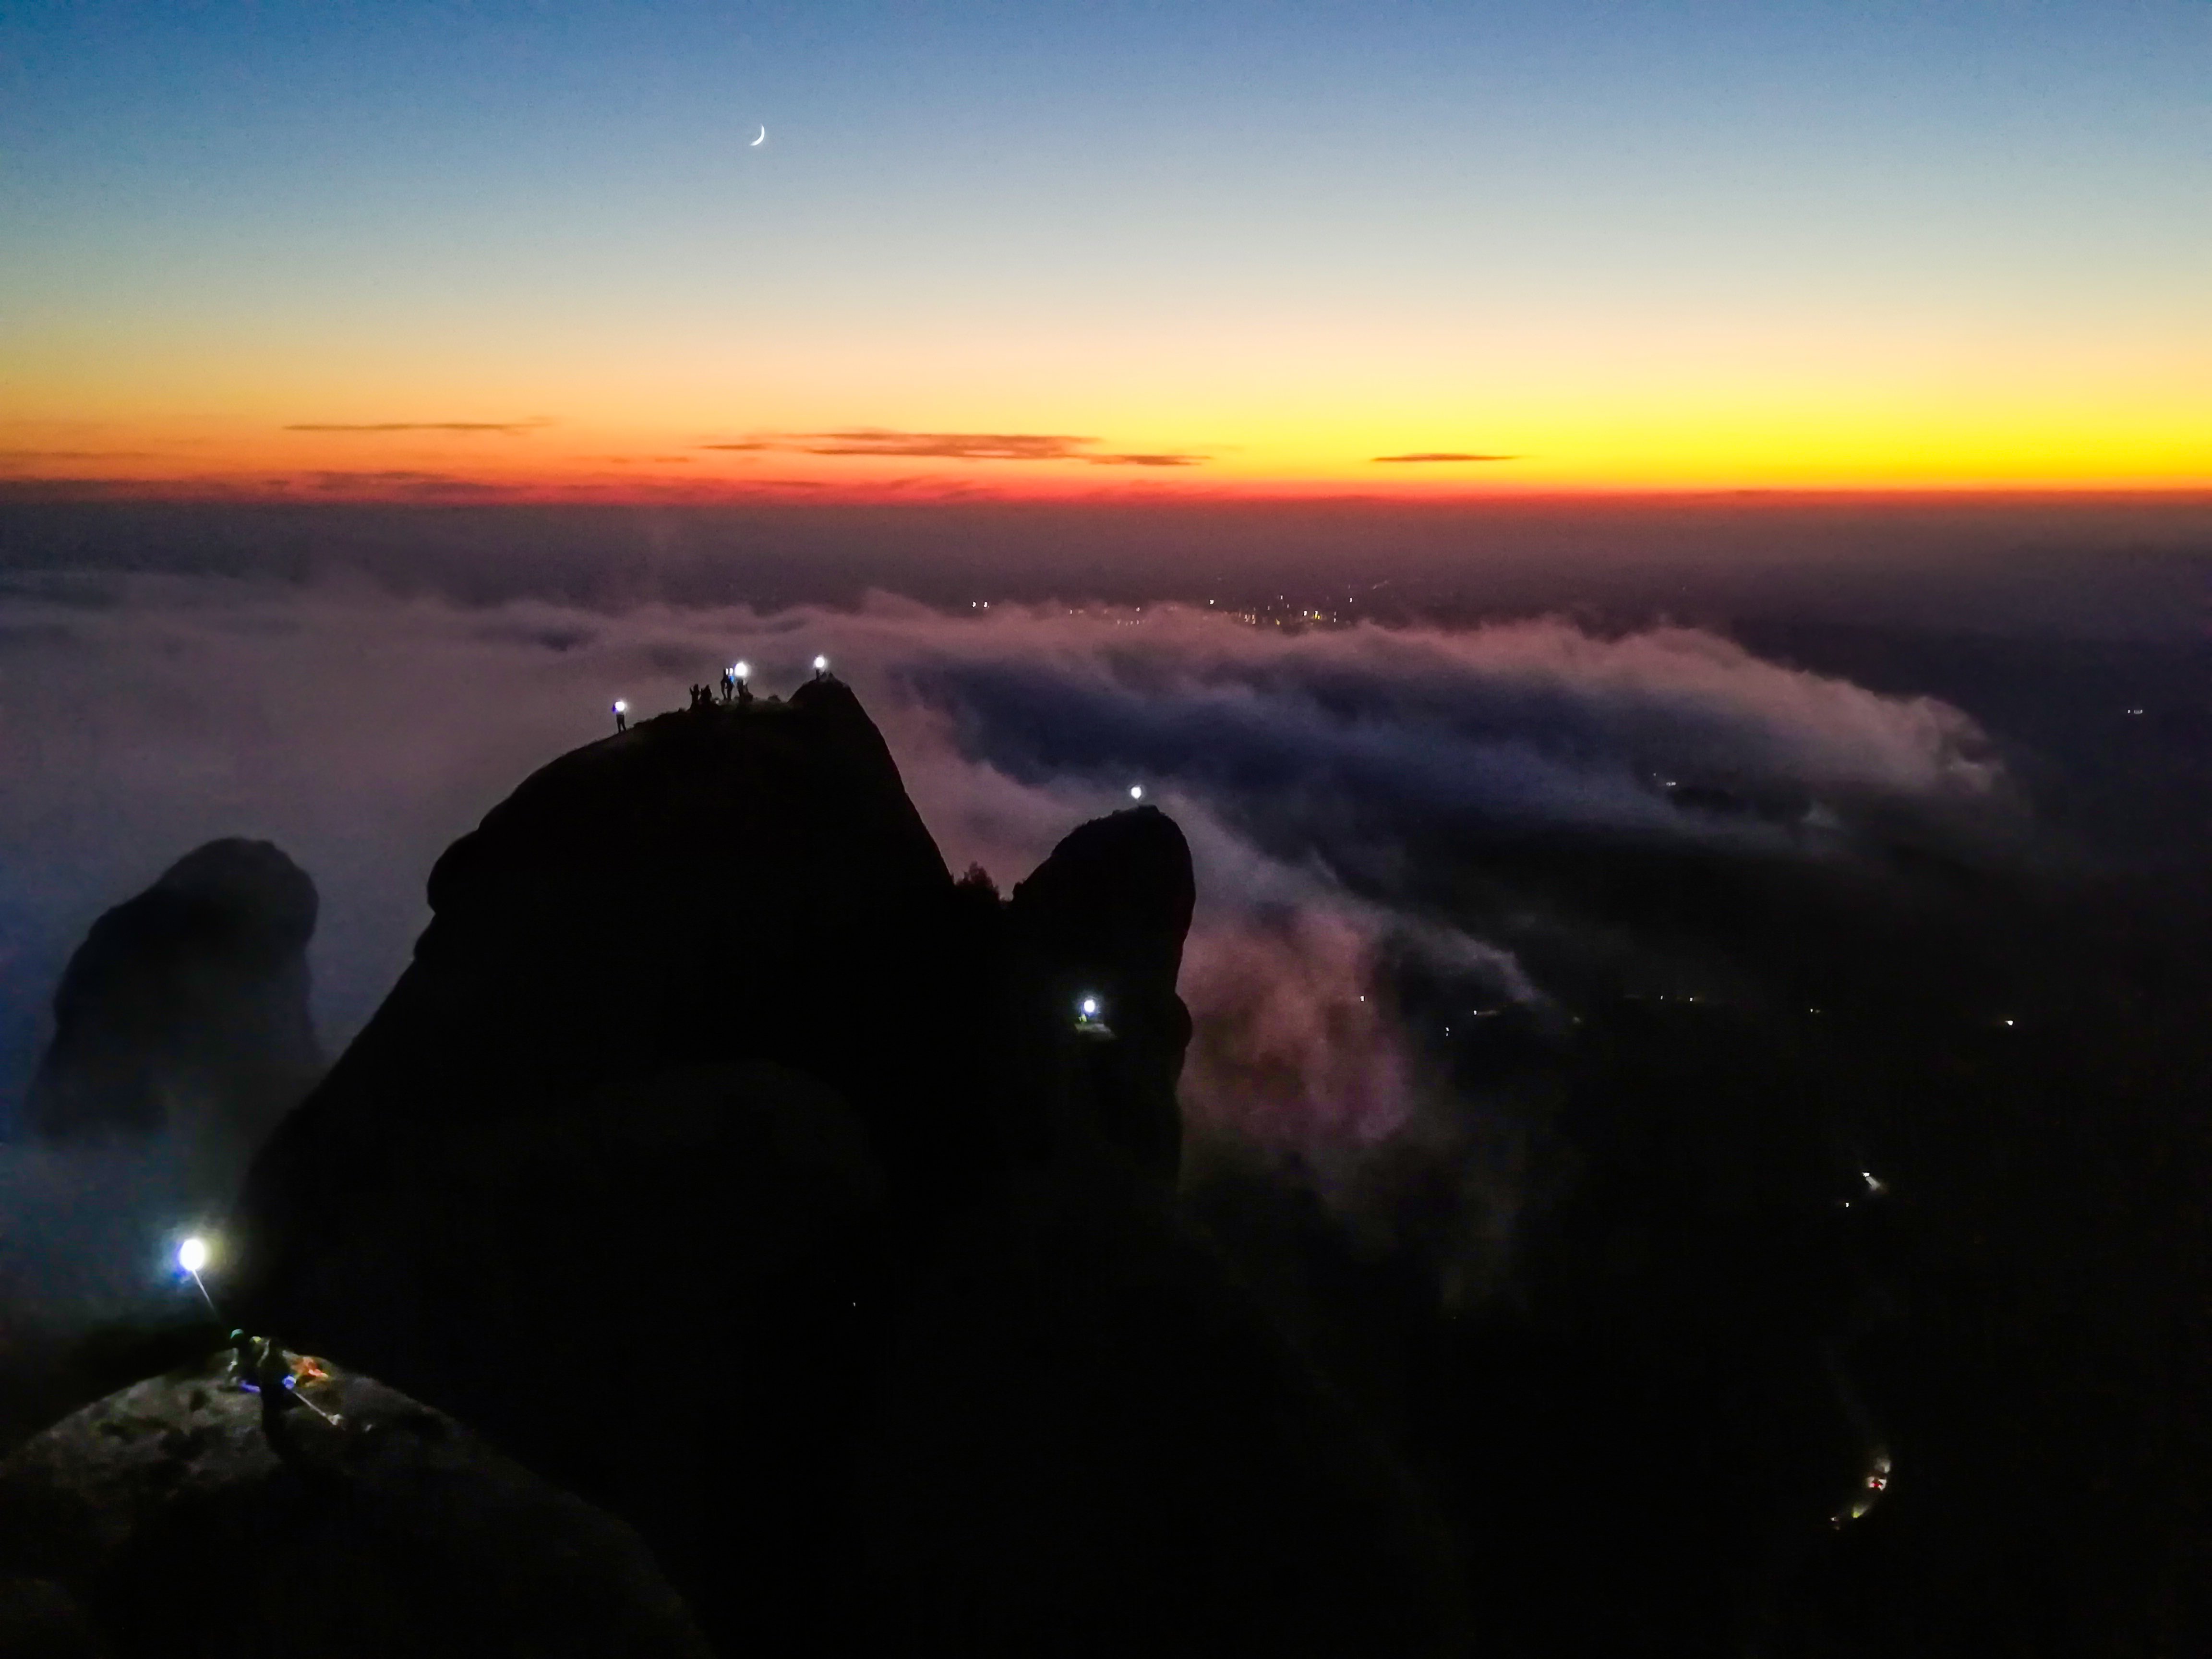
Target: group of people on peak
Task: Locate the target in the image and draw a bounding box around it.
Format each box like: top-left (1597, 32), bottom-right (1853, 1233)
top-left (614, 657), bottom-right (829, 733)
top-left (689, 677), bottom-right (746, 712)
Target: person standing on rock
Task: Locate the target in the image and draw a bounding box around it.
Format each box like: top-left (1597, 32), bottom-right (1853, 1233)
top-left (230, 1330), bottom-right (341, 1468)
top-left (613, 699), bottom-right (628, 733)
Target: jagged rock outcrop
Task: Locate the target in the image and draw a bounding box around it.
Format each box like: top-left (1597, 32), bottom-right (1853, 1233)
top-left (0, 1348), bottom-right (711, 1657)
top-left (1008, 805), bottom-right (1196, 1183)
top-left (24, 838), bottom-right (320, 1164)
top-left (230, 683), bottom-right (1465, 1655)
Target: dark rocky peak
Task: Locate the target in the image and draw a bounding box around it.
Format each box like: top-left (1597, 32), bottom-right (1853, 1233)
top-left (1010, 804), bottom-right (1196, 986)
top-left (230, 680), bottom-right (984, 1438)
top-left (1007, 805), bottom-right (1196, 1183)
top-left (226, 683), bottom-right (1461, 1656)
top-left (24, 838), bottom-right (320, 1149)
top-left (315, 676), bottom-right (960, 1147)
top-left (422, 674), bottom-right (947, 988)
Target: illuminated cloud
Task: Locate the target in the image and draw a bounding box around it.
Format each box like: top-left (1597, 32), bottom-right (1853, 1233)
top-left (805, 430), bottom-right (1089, 460)
top-left (1370, 453), bottom-right (1518, 464)
top-left (706, 429), bottom-right (1210, 466)
top-left (0, 584), bottom-right (2010, 1184)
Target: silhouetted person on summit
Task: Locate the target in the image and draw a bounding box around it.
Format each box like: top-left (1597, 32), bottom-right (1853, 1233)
top-left (721, 671), bottom-right (735, 702)
top-left (613, 700), bottom-right (628, 733)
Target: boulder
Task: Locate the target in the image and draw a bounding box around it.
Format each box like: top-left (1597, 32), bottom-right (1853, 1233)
top-left (24, 838), bottom-right (320, 1163)
top-left (0, 1348), bottom-right (711, 1657)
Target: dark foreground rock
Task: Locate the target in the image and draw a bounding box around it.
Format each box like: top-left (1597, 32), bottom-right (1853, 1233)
top-left (232, 682), bottom-right (1468, 1655)
top-left (23, 838), bottom-right (321, 1158)
top-left (0, 1349), bottom-right (711, 1658)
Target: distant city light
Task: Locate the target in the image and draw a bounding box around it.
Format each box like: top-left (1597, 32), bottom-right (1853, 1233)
top-left (1129, 785), bottom-right (1144, 801)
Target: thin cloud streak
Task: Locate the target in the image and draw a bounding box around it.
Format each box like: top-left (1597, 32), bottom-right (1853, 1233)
top-left (703, 429), bottom-right (1211, 466)
top-left (283, 421), bottom-right (554, 435)
top-left (1371, 453), bottom-right (1519, 464)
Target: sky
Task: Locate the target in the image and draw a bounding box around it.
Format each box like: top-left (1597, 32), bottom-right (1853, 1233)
top-left (2, 0), bottom-right (2208, 502)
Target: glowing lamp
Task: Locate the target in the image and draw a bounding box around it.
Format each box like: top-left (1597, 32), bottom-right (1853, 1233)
top-left (733, 661), bottom-right (749, 680)
top-left (1129, 785), bottom-right (1144, 801)
top-left (613, 699), bottom-right (628, 713)
top-left (813, 654), bottom-right (829, 672)
top-left (177, 1235), bottom-right (220, 1317)
top-left (1080, 997), bottom-right (1100, 1018)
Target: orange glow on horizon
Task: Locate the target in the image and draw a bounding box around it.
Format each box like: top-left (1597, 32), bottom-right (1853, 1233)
top-left (3, 420), bottom-right (2206, 505)
top-left (9, 296), bottom-right (2204, 503)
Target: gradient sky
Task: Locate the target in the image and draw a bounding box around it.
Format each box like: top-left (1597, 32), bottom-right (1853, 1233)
top-left (2, 0), bottom-right (2207, 499)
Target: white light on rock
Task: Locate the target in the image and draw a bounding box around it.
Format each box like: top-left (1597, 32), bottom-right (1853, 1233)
top-left (1080, 997), bottom-right (1099, 1018)
top-left (177, 1237), bottom-right (208, 1274)
top-left (1129, 785), bottom-right (1144, 801)
top-left (813, 655), bottom-right (829, 672)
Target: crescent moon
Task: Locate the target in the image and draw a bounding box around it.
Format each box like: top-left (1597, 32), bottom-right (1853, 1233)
top-left (750, 125), bottom-right (767, 147)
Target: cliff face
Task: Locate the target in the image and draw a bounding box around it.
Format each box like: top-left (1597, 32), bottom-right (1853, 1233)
top-left (24, 838), bottom-right (321, 1163)
top-left (230, 682), bottom-right (1462, 1655)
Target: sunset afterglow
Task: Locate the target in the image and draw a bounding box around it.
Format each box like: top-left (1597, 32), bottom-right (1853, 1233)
top-left (4, 2), bottom-right (2206, 504)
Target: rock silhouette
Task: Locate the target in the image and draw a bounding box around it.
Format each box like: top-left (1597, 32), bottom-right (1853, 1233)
top-left (0, 1348), bottom-right (711, 1657)
top-left (1007, 805), bottom-right (1196, 1184)
top-left (23, 838), bottom-right (321, 1165)
top-left (231, 682), bottom-right (1465, 1655)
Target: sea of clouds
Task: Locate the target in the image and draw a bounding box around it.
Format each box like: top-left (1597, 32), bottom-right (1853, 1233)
top-left (0, 577), bottom-right (2006, 1322)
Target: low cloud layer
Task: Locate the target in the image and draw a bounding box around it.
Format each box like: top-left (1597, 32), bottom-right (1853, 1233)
top-left (0, 579), bottom-right (2010, 1321)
